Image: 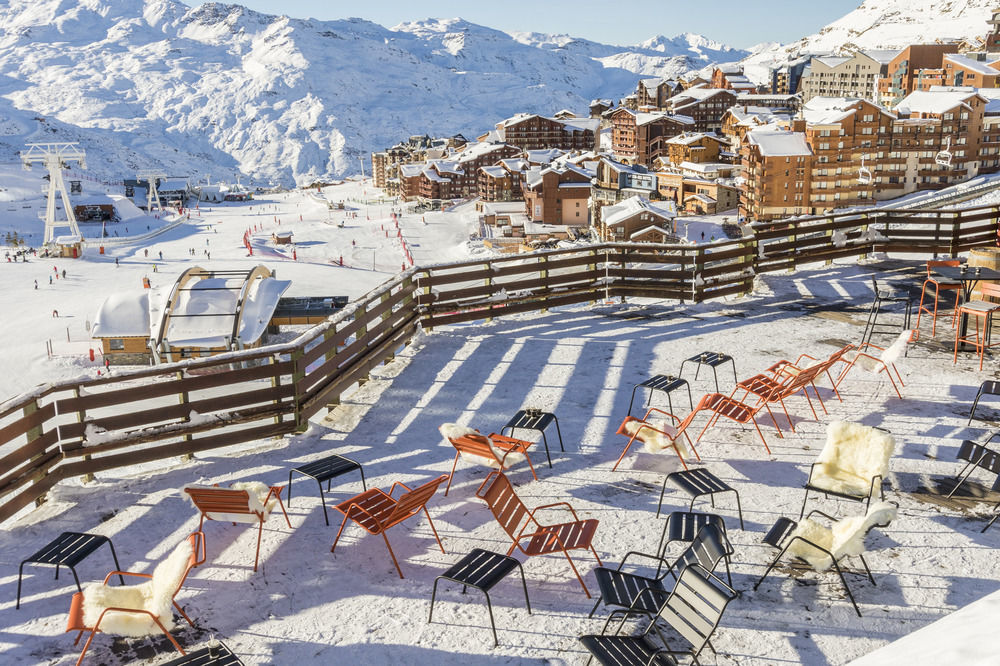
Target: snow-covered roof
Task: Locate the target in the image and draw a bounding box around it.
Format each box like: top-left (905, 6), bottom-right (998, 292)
top-left (525, 148), bottom-right (567, 164)
top-left (635, 112), bottom-right (694, 127)
top-left (454, 141), bottom-right (508, 164)
top-left (665, 133), bottom-right (724, 146)
top-left (862, 49), bottom-right (901, 64)
top-left (943, 53), bottom-right (1000, 76)
top-left (399, 164), bottom-right (424, 178)
top-left (603, 195), bottom-right (676, 227)
top-left (54, 234), bottom-right (82, 244)
top-left (802, 97), bottom-right (893, 125)
top-left (895, 90), bottom-right (979, 115)
top-left (480, 165), bottom-right (508, 178)
top-left (671, 87), bottom-right (732, 104)
top-left (92, 291), bottom-right (150, 338)
top-left (164, 276), bottom-right (291, 348)
top-left (157, 179), bottom-right (189, 193)
top-left (559, 117), bottom-right (599, 132)
top-left (746, 128), bottom-right (812, 157)
top-left (813, 56), bottom-right (850, 69)
top-left (628, 224), bottom-right (672, 240)
top-left (685, 193), bottom-right (717, 204)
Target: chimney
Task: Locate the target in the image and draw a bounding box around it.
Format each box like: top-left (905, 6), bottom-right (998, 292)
top-left (792, 118), bottom-right (806, 133)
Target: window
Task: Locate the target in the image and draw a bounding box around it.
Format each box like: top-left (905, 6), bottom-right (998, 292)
top-left (109, 339), bottom-right (125, 351)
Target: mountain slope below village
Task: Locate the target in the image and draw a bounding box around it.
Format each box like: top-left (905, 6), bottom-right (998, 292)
top-left (0, 0), bottom-right (746, 185)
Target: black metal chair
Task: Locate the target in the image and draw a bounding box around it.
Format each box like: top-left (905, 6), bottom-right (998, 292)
top-left (947, 436), bottom-right (1000, 499)
top-left (580, 564), bottom-right (736, 666)
top-left (588, 523), bottom-right (733, 626)
top-left (656, 511), bottom-right (727, 564)
top-left (861, 276), bottom-right (913, 349)
top-left (754, 505), bottom-right (895, 617)
top-left (968, 381), bottom-right (1000, 426)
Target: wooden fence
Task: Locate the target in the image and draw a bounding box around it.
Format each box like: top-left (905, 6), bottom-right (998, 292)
top-left (1, 204), bottom-right (997, 523)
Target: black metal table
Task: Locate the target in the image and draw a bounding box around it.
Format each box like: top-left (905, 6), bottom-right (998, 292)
top-left (626, 374), bottom-right (693, 417)
top-left (501, 410), bottom-right (564, 468)
top-left (679, 352), bottom-right (738, 393)
top-left (159, 642), bottom-right (244, 665)
top-left (428, 548), bottom-right (532, 647)
top-left (933, 265), bottom-right (1000, 352)
top-left (658, 468), bottom-right (744, 529)
top-left (17, 532), bottom-right (123, 609)
top-left (288, 453), bottom-right (366, 526)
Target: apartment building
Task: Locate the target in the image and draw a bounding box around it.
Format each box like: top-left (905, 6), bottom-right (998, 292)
top-left (878, 44), bottom-right (959, 105)
top-left (806, 97), bottom-right (899, 209)
top-left (371, 134), bottom-right (466, 192)
top-left (591, 158), bottom-right (659, 224)
top-left (799, 51), bottom-right (898, 103)
top-left (634, 78), bottom-right (680, 109)
top-left (710, 65), bottom-right (757, 93)
top-left (600, 195), bottom-right (677, 243)
top-left (494, 114), bottom-right (599, 151)
top-left (769, 56), bottom-right (811, 95)
top-left (664, 88), bottom-right (738, 132)
top-left (522, 163), bottom-right (593, 225)
top-left (942, 54), bottom-right (1000, 88)
top-left (655, 171), bottom-right (739, 214)
top-left (721, 106), bottom-right (793, 149)
top-left (740, 127), bottom-right (813, 221)
top-left (609, 108), bottom-right (694, 166)
top-left (661, 133), bottom-right (727, 166)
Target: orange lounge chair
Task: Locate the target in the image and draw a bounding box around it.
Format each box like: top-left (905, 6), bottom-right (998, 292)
top-left (476, 470), bottom-right (602, 597)
top-left (65, 532), bottom-right (205, 666)
top-left (611, 397), bottom-right (714, 471)
top-left (766, 343), bottom-right (855, 403)
top-left (836, 330), bottom-right (909, 398)
top-left (331, 474), bottom-right (448, 578)
top-left (184, 483), bottom-right (291, 572)
top-left (734, 362), bottom-right (827, 433)
top-left (439, 423), bottom-right (537, 495)
top-left (695, 393), bottom-right (774, 453)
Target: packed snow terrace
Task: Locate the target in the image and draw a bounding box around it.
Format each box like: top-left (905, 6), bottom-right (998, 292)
top-left (3, 234), bottom-right (1000, 663)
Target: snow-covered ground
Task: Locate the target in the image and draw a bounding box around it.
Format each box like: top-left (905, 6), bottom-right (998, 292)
top-left (1, 247), bottom-right (1000, 664)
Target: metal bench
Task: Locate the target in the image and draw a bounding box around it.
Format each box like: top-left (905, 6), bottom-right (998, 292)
top-left (17, 532), bottom-right (123, 609)
top-left (288, 453), bottom-right (366, 525)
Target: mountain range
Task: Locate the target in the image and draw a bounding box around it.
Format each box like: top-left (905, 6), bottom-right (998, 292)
top-left (0, 0), bottom-right (996, 185)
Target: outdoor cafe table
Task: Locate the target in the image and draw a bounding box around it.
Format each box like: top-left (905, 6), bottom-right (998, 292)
top-left (932, 264), bottom-right (1000, 351)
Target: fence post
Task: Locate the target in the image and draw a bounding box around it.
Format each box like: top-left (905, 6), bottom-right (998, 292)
top-left (417, 271), bottom-right (433, 332)
top-left (176, 371), bottom-right (194, 460)
top-left (291, 346), bottom-right (310, 431)
top-left (692, 246), bottom-right (703, 303)
top-left (355, 306), bottom-right (371, 386)
top-left (589, 248), bottom-right (599, 304)
top-left (485, 261), bottom-right (494, 323)
top-left (540, 254), bottom-right (549, 313)
top-left (24, 399), bottom-right (49, 507)
top-left (950, 210), bottom-right (960, 258)
top-left (789, 218), bottom-right (799, 273)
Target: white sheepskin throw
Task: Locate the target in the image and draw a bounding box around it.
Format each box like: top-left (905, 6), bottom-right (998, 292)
top-left (809, 421), bottom-right (895, 498)
top-left (81, 538), bottom-right (194, 636)
top-left (438, 423), bottom-right (525, 467)
top-left (786, 501), bottom-right (897, 571)
top-left (184, 481), bottom-right (274, 523)
top-left (623, 418), bottom-right (692, 458)
top-left (855, 330), bottom-right (910, 372)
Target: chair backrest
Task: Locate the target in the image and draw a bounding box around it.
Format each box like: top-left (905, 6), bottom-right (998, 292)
top-left (450, 433), bottom-right (502, 464)
top-left (475, 471), bottom-right (534, 541)
top-left (654, 564), bottom-right (734, 657)
top-left (185, 486), bottom-right (257, 521)
top-left (385, 474), bottom-right (448, 527)
top-left (674, 523), bottom-right (732, 576)
top-left (980, 282), bottom-right (1000, 304)
top-left (817, 421), bottom-right (895, 481)
top-left (958, 439), bottom-right (1000, 478)
top-left (879, 330), bottom-right (910, 365)
top-left (149, 531), bottom-right (205, 613)
top-left (927, 259), bottom-right (960, 275)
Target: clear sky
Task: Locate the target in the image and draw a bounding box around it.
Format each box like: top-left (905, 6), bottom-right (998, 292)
top-left (184, 1), bottom-right (862, 49)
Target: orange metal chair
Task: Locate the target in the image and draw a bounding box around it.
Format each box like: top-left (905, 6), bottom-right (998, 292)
top-left (443, 428), bottom-right (537, 496)
top-left (914, 259), bottom-right (962, 339)
top-left (953, 282), bottom-right (1000, 371)
top-left (766, 344), bottom-right (855, 403)
top-left (695, 393), bottom-right (775, 453)
top-left (835, 330), bottom-right (909, 398)
top-left (330, 474), bottom-right (448, 578)
top-left (612, 396), bottom-right (715, 471)
top-left (475, 471), bottom-right (602, 597)
top-left (734, 362), bottom-right (827, 434)
top-left (184, 483), bottom-right (291, 572)
top-left (65, 531), bottom-right (206, 666)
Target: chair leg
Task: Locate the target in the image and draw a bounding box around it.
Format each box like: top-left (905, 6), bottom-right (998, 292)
top-left (656, 475), bottom-right (670, 518)
top-left (445, 452), bottom-right (461, 496)
top-left (753, 549), bottom-right (787, 591)
top-left (799, 489), bottom-right (810, 519)
top-left (731, 490), bottom-right (745, 530)
top-left (317, 479), bottom-right (330, 526)
top-left (253, 521), bottom-right (263, 572)
top-left (151, 617), bottom-right (186, 655)
top-left (173, 600), bottom-right (197, 628)
top-left (382, 532), bottom-right (405, 579)
top-left (831, 559), bottom-right (861, 617)
top-left (969, 390), bottom-right (985, 426)
top-left (612, 434), bottom-right (639, 471)
top-left (560, 549), bottom-right (591, 598)
top-left (858, 554), bottom-right (876, 586)
top-left (75, 630), bottom-right (99, 666)
top-left (588, 595), bottom-right (603, 618)
top-left (589, 544), bottom-right (603, 567)
top-left (522, 451), bottom-right (539, 482)
top-left (331, 514), bottom-right (351, 553)
top-left (778, 398), bottom-right (796, 431)
top-left (750, 415), bottom-right (773, 453)
top-left (422, 507), bottom-right (446, 554)
top-left (981, 504), bottom-right (1000, 533)
top-left (825, 370), bottom-right (843, 403)
top-left (483, 591), bottom-right (499, 647)
top-left (428, 577), bottom-right (441, 623)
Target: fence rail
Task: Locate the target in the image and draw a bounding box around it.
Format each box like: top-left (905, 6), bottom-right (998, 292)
top-left (1, 204), bottom-right (998, 523)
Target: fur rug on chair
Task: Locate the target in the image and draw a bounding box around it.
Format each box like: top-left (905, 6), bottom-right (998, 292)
top-left (438, 423), bottom-right (525, 466)
top-left (183, 481), bottom-right (275, 523)
top-left (622, 417), bottom-right (692, 458)
top-left (786, 501), bottom-right (897, 571)
top-left (81, 538), bottom-right (194, 636)
top-left (810, 421), bottom-right (895, 497)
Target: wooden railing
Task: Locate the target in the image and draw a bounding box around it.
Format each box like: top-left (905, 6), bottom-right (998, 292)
top-left (1, 204), bottom-right (997, 523)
